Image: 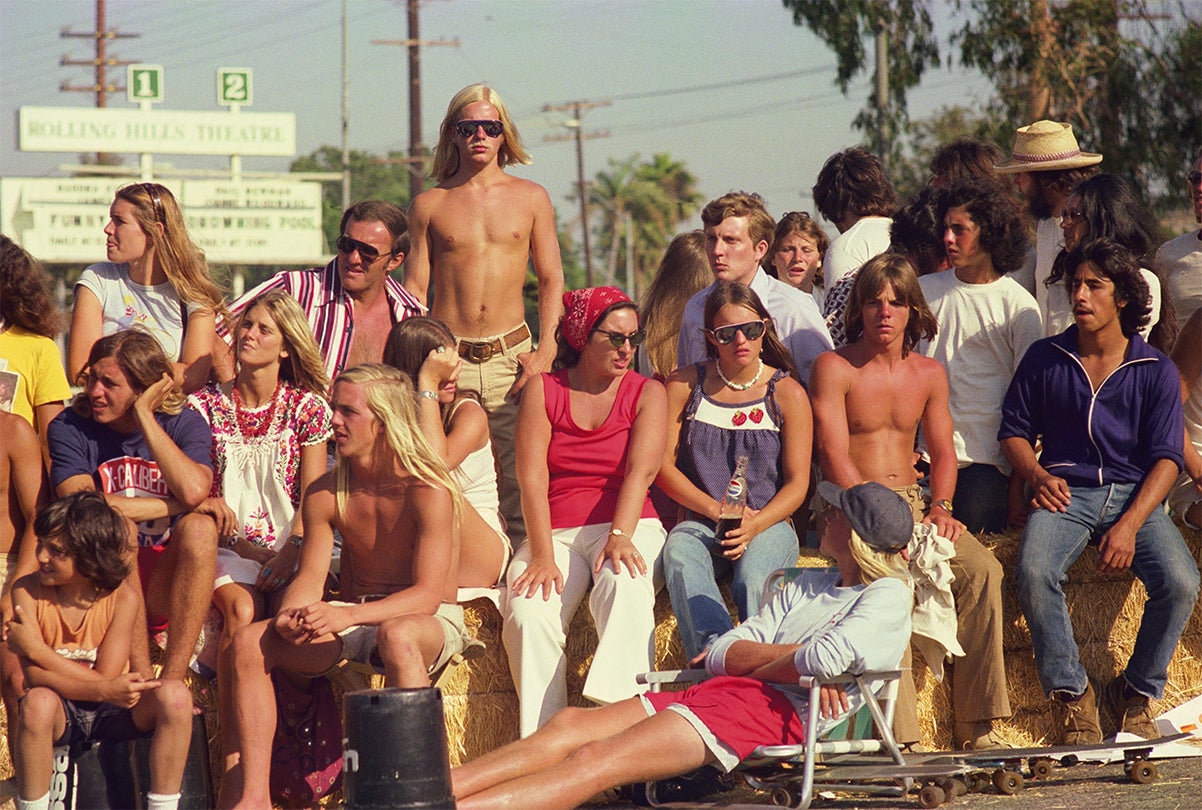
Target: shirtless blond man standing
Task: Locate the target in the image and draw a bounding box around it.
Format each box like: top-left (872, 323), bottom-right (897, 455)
top-left (809, 254), bottom-right (1010, 751)
top-left (405, 84), bottom-right (565, 541)
top-left (220, 365), bottom-right (474, 809)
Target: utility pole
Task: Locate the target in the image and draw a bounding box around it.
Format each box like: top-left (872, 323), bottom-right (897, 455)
top-left (60, 0), bottom-right (139, 164)
top-left (873, 19), bottom-right (888, 170)
top-left (373, 1), bottom-right (459, 202)
top-left (543, 99), bottom-right (611, 286)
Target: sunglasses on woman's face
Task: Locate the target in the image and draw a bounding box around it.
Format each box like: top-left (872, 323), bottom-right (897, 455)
top-left (593, 329), bottom-right (646, 348)
top-left (455, 119), bottom-right (504, 139)
top-left (708, 320), bottom-right (767, 344)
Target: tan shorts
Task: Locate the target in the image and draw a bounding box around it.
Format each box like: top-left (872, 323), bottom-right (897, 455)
top-left (330, 602), bottom-right (473, 676)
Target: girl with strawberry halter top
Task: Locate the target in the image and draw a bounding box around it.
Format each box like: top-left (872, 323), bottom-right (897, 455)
top-left (657, 281), bottom-right (814, 660)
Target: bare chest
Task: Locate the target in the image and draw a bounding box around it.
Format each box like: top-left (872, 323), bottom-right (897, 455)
top-left (346, 299), bottom-right (394, 367)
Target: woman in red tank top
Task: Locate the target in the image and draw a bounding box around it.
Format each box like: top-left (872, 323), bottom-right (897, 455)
top-left (502, 286), bottom-right (668, 738)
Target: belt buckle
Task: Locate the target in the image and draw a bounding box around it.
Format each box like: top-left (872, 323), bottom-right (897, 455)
top-left (465, 341), bottom-right (495, 363)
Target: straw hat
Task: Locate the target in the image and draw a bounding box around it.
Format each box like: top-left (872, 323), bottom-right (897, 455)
top-left (994, 120), bottom-right (1103, 174)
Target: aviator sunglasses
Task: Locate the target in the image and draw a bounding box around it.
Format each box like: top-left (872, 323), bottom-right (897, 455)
top-left (336, 235), bottom-right (390, 262)
top-left (455, 119), bottom-right (504, 139)
top-left (708, 320), bottom-right (767, 344)
top-left (593, 329), bottom-right (646, 348)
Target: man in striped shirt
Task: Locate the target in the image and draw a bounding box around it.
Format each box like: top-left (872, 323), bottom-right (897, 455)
top-left (217, 200), bottom-right (424, 380)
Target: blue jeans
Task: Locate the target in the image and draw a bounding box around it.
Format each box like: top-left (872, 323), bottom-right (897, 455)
top-left (1016, 483), bottom-right (1199, 699)
top-left (663, 519), bottom-right (800, 660)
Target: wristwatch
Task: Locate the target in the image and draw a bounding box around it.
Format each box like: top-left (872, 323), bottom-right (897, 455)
top-left (418, 390), bottom-right (439, 400)
top-left (933, 498), bottom-right (954, 515)
top-left (288, 534), bottom-right (303, 548)
top-left (608, 528), bottom-right (628, 538)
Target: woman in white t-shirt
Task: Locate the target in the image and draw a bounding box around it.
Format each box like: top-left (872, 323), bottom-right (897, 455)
top-left (68, 182), bottom-right (227, 393)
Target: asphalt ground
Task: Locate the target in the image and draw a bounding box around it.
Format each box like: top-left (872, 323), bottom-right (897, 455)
top-left (583, 743), bottom-right (1202, 809)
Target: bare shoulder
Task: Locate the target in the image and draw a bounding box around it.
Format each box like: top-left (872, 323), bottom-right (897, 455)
top-left (772, 375), bottom-right (810, 408)
top-left (409, 477), bottom-right (453, 515)
top-left (810, 348), bottom-right (854, 385)
top-left (906, 352), bottom-right (948, 384)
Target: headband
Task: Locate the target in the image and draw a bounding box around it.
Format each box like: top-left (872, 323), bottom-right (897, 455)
top-left (561, 286), bottom-right (633, 351)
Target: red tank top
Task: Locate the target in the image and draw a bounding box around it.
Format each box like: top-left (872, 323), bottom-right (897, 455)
top-left (543, 368), bottom-right (657, 528)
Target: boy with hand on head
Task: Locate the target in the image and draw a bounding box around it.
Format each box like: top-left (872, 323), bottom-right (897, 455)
top-left (5, 493), bottom-right (194, 810)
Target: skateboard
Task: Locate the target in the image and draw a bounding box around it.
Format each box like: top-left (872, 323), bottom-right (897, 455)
top-left (910, 732), bottom-right (1194, 800)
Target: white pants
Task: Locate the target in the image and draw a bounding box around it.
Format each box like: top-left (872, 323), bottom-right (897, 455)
top-left (503, 518), bottom-right (666, 737)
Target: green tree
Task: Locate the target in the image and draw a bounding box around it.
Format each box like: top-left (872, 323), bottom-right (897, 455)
top-left (783, 1), bottom-right (1200, 207)
top-left (586, 153), bottom-right (701, 295)
top-left (289, 146), bottom-right (413, 252)
top-left (781, 0), bottom-right (941, 166)
top-left (955, 1), bottom-right (1201, 203)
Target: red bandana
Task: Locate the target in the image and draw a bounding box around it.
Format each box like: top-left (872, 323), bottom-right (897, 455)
top-left (561, 286), bottom-right (633, 350)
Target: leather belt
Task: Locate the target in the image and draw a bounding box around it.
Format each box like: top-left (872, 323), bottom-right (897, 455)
top-left (457, 322), bottom-right (531, 363)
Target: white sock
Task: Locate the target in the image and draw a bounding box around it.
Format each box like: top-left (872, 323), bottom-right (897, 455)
top-left (16, 792), bottom-right (50, 810)
top-left (146, 792), bottom-right (181, 810)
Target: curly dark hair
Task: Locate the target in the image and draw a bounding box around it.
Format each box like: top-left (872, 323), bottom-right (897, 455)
top-left (812, 147), bottom-right (897, 225)
top-left (1048, 174), bottom-right (1160, 289)
top-left (34, 492), bottom-right (131, 592)
top-left (889, 186), bottom-right (946, 276)
top-left (0, 235), bottom-right (62, 338)
top-left (928, 138), bottom-right (1005, 188)
top-left (1062, 238), bottom-right (1151, 338)
top-left (940, 178), bottom-right (1029, 276)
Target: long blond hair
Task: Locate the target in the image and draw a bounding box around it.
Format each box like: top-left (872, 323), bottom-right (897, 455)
top-left (431, 84), bottom-right (532, 181)
top-left (234, 290), bottom-right (329, 397)
top-left (113, 183), bottom-right (229, 322)
top-left (332, 365), bottom-right (462, 522)
top-left (849, 530), bottom-right (912, 588)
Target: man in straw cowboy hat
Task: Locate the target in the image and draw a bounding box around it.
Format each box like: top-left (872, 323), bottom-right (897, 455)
top-left (994, 120), bottom-right (1102, 321)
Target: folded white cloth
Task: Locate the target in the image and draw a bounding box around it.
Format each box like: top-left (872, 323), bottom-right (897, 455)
top-left (907, 522), bottom-right (964, 682)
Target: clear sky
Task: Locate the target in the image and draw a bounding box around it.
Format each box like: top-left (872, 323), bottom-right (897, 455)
top-left (1, 0), bottom-right (996, 240)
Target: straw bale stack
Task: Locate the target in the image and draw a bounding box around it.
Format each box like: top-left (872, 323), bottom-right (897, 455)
top-left (2, 524), bottom-right (1197, 807)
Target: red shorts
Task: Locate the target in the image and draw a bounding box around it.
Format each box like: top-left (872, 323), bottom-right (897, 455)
top-left (137, 544), bottom-right (169, 632)
top-left (643, 675), bottom-right (807, 762)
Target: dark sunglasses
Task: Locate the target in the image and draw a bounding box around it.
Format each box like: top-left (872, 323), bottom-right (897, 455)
top-left (593, 329), bottom-right (646, 348)
top-left (1189, 170), bottom-right (1202, 186)
top-left (708, 320), bottom-right (767, 344)
top-left (455, 119), bottom-right (504, 139)
top-left (336, 235), bottom-right (390, 262)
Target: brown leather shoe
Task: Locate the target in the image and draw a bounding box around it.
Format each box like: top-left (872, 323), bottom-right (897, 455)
top-left (1056, 683), bottom-right (1102, 746)
top-left (954, 719), bottom-right (1010, 750)
top-left (1106, 677), bottom-right (1158, 739)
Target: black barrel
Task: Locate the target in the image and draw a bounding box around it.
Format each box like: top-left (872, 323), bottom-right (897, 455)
top-left (343, 687), bottom-right (455, 809)
top-left (131, 712), bottom-right (214, 809)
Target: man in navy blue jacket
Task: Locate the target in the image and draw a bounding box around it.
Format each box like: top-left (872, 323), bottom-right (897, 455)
top-left (999, 238), bottom-right (1199, 745)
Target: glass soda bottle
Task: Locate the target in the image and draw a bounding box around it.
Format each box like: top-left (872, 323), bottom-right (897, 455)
top-left (713, 455), bottom-right (749, 555)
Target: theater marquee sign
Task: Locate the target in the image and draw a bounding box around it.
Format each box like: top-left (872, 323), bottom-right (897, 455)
top-left (18, 106), bottom-right (296, 157)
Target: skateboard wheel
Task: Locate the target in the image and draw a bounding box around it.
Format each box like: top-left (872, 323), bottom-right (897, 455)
top-left (993, 769), bottom-right (1023, 794)
top-left (1030, 758), bottom-right (1053, 779)
top-left (918, 784), bottom-right (946, 808)
top-left (969, 772), bottom-right (991, 792)
top-left (770, 786), bottom-right (798, 807)
top-left (939, 777), bottom-right (968, 798)
top-left (1129, 761), bottom-right (1158, 784)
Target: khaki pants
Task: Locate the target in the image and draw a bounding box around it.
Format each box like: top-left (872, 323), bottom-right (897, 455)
top-left (454, 332), bottom-right (531, 544)
top-left (892, 485), bottom-right (1011, 744)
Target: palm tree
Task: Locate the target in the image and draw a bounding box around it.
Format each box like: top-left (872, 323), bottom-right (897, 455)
top-left (585, 153), bottom-right (701, 295)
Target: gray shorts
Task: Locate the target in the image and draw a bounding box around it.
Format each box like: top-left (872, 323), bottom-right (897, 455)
top-left (330, 602), bottom-right (474, 676)
top-left (49, 698), bottom-right (147, 752)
